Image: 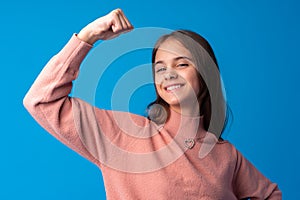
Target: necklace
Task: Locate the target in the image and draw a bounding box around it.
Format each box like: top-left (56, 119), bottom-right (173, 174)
top-left (184, 138), bottom-right (195, 149)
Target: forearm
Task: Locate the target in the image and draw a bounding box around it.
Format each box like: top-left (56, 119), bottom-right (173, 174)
top-left (23, 34), bottom-right (92, 108)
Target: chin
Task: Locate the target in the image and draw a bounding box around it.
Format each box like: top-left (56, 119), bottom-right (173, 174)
top-left (165, 97), bottom-right (182, 107)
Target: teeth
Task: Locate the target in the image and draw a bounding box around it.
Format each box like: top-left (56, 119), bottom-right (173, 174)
top-left (166, 84), bottom-right (182, 91)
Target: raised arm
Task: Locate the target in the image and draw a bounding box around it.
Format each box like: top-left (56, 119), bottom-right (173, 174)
top-left (23, 9), bottom-right (133, 163)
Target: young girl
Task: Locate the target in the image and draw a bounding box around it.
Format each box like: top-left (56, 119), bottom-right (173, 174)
top-left (23, 8), bottom-right (281, 199)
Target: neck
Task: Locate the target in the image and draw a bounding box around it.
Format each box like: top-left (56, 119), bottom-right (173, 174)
top-left (170, 102), bottom-right (200, 117)
top-left (164, 107), bottom-right (206, 139)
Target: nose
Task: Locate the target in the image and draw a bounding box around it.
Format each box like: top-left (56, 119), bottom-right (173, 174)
top-left (164, 69), bottom-right (178, 80)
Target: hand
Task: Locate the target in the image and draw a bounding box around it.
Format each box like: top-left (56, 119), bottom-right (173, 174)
top-left (77, 8), bottom-right (134, 45)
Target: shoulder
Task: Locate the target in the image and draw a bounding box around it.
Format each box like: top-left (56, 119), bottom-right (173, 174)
top-left (213, 137), bottom-right (240, 161)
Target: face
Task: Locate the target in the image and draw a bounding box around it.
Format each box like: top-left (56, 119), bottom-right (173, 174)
top-left (154, 38), bottom-right (200, 115)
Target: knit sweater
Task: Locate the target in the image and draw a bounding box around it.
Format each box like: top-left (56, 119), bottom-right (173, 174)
top-left (23, 34), bottom-right (282, 199)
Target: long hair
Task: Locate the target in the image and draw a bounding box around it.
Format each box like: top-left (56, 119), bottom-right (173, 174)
top-left (147, 30), bottom-right (229, 138)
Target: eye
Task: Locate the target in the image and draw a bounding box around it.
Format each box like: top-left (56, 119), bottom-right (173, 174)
top-left (155, 66), bottom-right (166, 73)
top-left (177, 63), bottom-right (189, 68)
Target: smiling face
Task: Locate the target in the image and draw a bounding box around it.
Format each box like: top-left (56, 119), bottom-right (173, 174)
top-left (154, 38), bottom-right (200, 115)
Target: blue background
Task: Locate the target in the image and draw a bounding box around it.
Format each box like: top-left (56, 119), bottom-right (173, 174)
top-left (1, 0), bottom-right (299, 199)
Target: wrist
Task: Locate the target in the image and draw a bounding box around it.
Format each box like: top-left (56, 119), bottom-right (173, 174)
top-left (77, 29), bottom-right (98, 45)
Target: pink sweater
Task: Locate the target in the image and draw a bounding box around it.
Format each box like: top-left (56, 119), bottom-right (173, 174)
top-left (23, 34), bottom-right (282, 199)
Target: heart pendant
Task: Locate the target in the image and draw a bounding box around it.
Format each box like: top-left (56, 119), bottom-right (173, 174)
top-left (184, 138), bottom-right (195, 149)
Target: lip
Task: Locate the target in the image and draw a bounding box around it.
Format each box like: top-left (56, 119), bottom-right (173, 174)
top-left (164, 83), bottom-right (185, 92)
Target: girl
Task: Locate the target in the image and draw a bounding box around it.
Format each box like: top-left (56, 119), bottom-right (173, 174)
top-left (24, 8), bottom-right (281, 199)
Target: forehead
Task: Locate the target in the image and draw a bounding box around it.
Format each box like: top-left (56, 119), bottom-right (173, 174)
top-left (155, 38), bottom-right (192, 61)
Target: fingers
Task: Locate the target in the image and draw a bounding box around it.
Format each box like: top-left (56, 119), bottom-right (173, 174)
top-left (119, 9), bottom-right (133, 30)
top-left (119, 10), bottom-right (134, 33)
top-left (110, 8), bottom-right (133, 34)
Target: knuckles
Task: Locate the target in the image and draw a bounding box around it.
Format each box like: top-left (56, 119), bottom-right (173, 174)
top-left (111, 8), bottom-right (122, 16)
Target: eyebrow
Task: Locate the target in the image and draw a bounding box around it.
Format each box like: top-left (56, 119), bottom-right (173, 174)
top-left (154, 56), bottom-right (192, 66)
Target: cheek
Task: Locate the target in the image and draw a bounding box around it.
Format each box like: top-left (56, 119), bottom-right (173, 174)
top-left (192, 80), bottom-right (200, 96)
top-left (183, 71), bottom-right (200, 94)
top-left (154, 73), bottom-right (163, 85)
top-left (155, 83), bottom-right (164, 96)
top-left (154, 74), bottom-right (165, 96)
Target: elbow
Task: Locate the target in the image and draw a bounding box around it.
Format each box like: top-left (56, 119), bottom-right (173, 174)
top-left (23, 92), bottom-right (37, 114)
top-left (23, 93), bottom-right (32, 112)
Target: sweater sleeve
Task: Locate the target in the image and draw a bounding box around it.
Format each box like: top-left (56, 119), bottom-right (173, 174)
top-left (23, 34), bottom-right (99, 164)
top-left (232, 148), bottom-right (282, 199)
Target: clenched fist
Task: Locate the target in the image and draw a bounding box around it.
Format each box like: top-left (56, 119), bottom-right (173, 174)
top-left (77, 8), bottom-right (134, 45)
